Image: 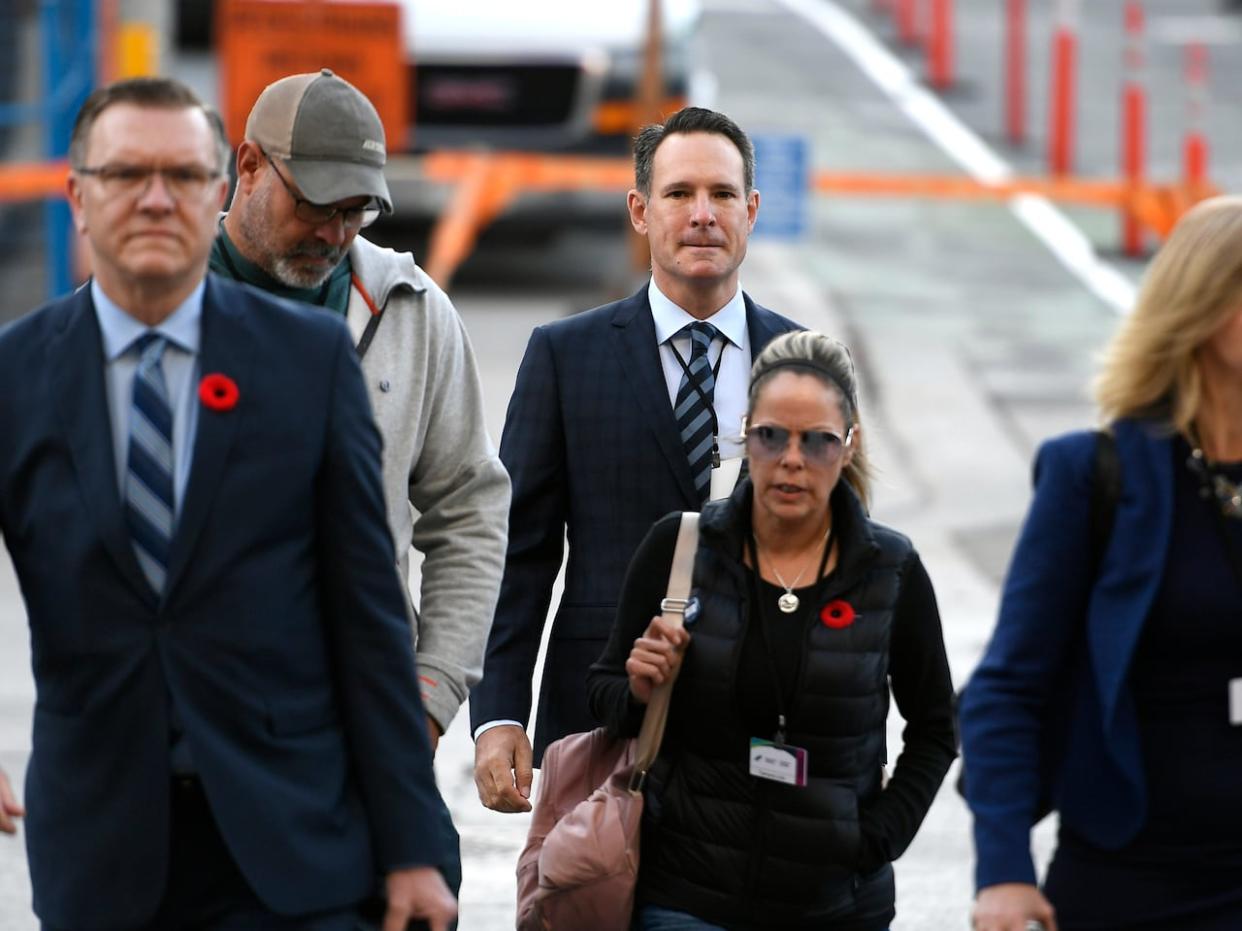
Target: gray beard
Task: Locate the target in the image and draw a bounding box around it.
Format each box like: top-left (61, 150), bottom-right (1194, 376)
top-left (239, 183), bottom-right (345, 289)
top-left (268, 250), bottom-right (341, 289)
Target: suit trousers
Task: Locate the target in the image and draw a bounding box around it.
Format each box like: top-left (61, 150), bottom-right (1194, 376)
top-left (44, 776), bottom-right (363, 931)
top-left (41, 774), bottom-right (462, 931)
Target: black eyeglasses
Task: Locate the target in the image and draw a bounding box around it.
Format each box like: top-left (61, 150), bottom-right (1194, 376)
top-left (744, 424), bottom-right (854, 465)
top-left (75, 163), bottom-right (222, 199)
top-left (261, 148), bottom-right (380, 230)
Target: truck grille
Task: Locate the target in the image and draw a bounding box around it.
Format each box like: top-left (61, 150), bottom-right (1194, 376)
top-left (412, 64), bottom-right (581, 128)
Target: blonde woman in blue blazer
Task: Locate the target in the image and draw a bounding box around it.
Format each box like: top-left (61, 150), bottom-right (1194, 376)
top-left (962, 196), bottom-right (1242, 931)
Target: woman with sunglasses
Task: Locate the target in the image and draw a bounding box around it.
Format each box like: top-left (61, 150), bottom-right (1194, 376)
top-left (587, 330), bottom-right (957, 930)
top-left (962, 196), bottom-right (1242, 931)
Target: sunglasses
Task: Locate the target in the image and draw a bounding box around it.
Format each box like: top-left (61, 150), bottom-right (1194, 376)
top-left (744, 423), bottom-right (853, 465)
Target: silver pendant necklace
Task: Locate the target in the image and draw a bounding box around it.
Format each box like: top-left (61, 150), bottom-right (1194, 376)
top-left (758, 526), bottom-right (832, 614)
top-left (1187, 442), bottom-right (1242, 519)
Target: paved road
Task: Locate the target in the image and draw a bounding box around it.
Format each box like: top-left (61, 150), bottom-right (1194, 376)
top-left (3, 0), bottom-right (1241, 926)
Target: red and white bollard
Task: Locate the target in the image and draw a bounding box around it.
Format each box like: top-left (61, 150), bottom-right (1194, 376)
top-left (1047, 0), bottom-right (1079, 176)
top-left (1004, 0), bottom-right (1027, 144)
top-left (897, 0), bottom-right (920, 46)
top-left (926, 0), bottom-right (953, 90)
top-left (1184, 41), bottom-right (1210, 195)
top-left (1120, 0), bottom-right (1147, 257)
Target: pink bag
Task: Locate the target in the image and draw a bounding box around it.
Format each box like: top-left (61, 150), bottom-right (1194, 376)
top-left (515, 514), bottom-right (699, 931)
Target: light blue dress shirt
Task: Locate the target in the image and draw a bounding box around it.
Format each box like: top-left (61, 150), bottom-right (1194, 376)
top-left (92, 278), bottom-right (205, 772)
top-left (92, 279), bottom-right (203, 514)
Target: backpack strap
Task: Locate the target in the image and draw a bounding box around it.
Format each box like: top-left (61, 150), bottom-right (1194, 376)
top-left (1090, 429), bottom-right (1121, 573)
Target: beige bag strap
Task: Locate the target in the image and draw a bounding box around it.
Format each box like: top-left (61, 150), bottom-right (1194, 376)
top-left (629, 512), bottom-right (699, 792)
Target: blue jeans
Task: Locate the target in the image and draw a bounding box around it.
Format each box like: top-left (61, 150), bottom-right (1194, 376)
top-left (638, 906), bottom-right (725, 930)
top-left (637, 904), bottom-right (892, 931)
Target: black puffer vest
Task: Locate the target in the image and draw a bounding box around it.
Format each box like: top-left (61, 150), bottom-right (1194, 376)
top-left (639, 479), bottom-right (914, 928)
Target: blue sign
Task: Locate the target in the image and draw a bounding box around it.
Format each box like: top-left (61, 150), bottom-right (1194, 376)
top-left (752, 134), bottom-right (810, 240)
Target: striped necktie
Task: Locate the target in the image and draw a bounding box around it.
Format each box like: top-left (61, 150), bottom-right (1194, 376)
top-left (673, 321), bottom-right (720, 505)
top-left (125, 334), bottom-right (175, 593)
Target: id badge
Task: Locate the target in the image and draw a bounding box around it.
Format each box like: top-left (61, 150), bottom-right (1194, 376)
top-left (710, 457), bottom-right (744, 501)
top-left (749, 737), bottom-right (808, 787)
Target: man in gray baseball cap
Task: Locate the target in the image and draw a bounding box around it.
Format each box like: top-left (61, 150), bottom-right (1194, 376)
top-left (247, 67), bottom-right (392, 213)
top-left (212, 69), bottom-right (511, 927)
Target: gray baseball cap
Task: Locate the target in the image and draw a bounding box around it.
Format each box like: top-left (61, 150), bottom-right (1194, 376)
top-left (245, 69), bottom-right (392, 214)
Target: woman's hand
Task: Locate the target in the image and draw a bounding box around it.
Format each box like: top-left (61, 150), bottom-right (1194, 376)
top-left (625, 615), bottom-right (690, 705)
top-left (972, 883), bottom-right (1057, 931)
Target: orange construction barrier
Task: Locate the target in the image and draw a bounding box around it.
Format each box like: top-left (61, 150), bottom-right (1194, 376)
top-left (810, 169), bottom-right (1217, 239)
top-left (0, 161), bottom-right (70, 202)
top-left (420, 152), bottom-right (634, 286)
top-left (417, 149), bottom-right (1219, 288)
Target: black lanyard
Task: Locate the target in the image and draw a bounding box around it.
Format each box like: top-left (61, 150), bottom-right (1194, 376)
top-left (669, 338), bottom-right (726, 464)
top-left (745, 526), bottom-right (835, 744)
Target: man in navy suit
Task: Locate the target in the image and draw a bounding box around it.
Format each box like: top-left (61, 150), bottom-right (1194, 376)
top-left (471, 107), bottom-right (801, 811)
top-left (0, 78), bottom-right (455, 929)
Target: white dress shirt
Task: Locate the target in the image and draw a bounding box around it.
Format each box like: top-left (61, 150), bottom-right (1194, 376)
top-left (647, 278), bottom-right (751, 460)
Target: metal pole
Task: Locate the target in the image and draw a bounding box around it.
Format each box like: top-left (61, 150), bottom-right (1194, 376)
top-left (40, 0), bottom-right (95, 299)
top-left (630, 0), bottom-right (662, 278)
top-left (41, 0), bottom-right (72, 299)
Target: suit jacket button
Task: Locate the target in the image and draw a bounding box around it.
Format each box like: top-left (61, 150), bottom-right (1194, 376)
top-left (379, 379), bottom-right (391, 392)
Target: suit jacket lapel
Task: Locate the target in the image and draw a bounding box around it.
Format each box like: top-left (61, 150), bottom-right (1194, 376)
top-left (744, 292), bottom-right (787, 355)
top-left (48, 288), bottom-right (155, 603)
top-left (612, 288), bottom-right (698, 508)
top-left (163, 278), bottom-right (252, 600)
top-left (1092, 421), bottom-right (1174, 734)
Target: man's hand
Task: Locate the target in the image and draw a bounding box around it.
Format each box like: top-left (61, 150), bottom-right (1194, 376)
top-left (426, 715), bottom-right (442, 755)
top-left (473, 724), bottom-right (533, 813)
top-left (0, 767), bottom-right (24, 835)
top-left (625, 615), bottom-right (690, 705)
top-left (383, 865), bottom-right (457, 931)
top-left (972, 882), bottom-right (1057, 931)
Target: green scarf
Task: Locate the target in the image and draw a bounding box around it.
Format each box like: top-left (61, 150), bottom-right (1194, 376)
top-left (209, 223), bottom-right (353, 317)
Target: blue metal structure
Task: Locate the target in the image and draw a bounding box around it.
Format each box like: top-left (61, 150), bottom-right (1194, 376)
top-left (0, 0), bottom-right (97, 299)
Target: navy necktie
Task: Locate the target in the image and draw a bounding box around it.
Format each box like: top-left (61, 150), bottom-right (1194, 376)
top-left (674, 321), bottom-right (720, 505)
top-left (125, 334), bottom-right (175, 593)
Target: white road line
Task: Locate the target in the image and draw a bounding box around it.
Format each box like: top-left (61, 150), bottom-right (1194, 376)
top-left (1148, 15), bottom-right (1242, 45)
top-left (769, 0), bottom-right (1137, 315)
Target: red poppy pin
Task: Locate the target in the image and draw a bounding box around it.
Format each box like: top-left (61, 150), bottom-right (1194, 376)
top-left (198, 373), bottom-right (239, 412)
top-left (820, 600), bottom-right (856, 629)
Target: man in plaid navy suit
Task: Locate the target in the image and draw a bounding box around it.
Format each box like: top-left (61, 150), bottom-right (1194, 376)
top-left (470, 107), bottom-right (802, 812)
